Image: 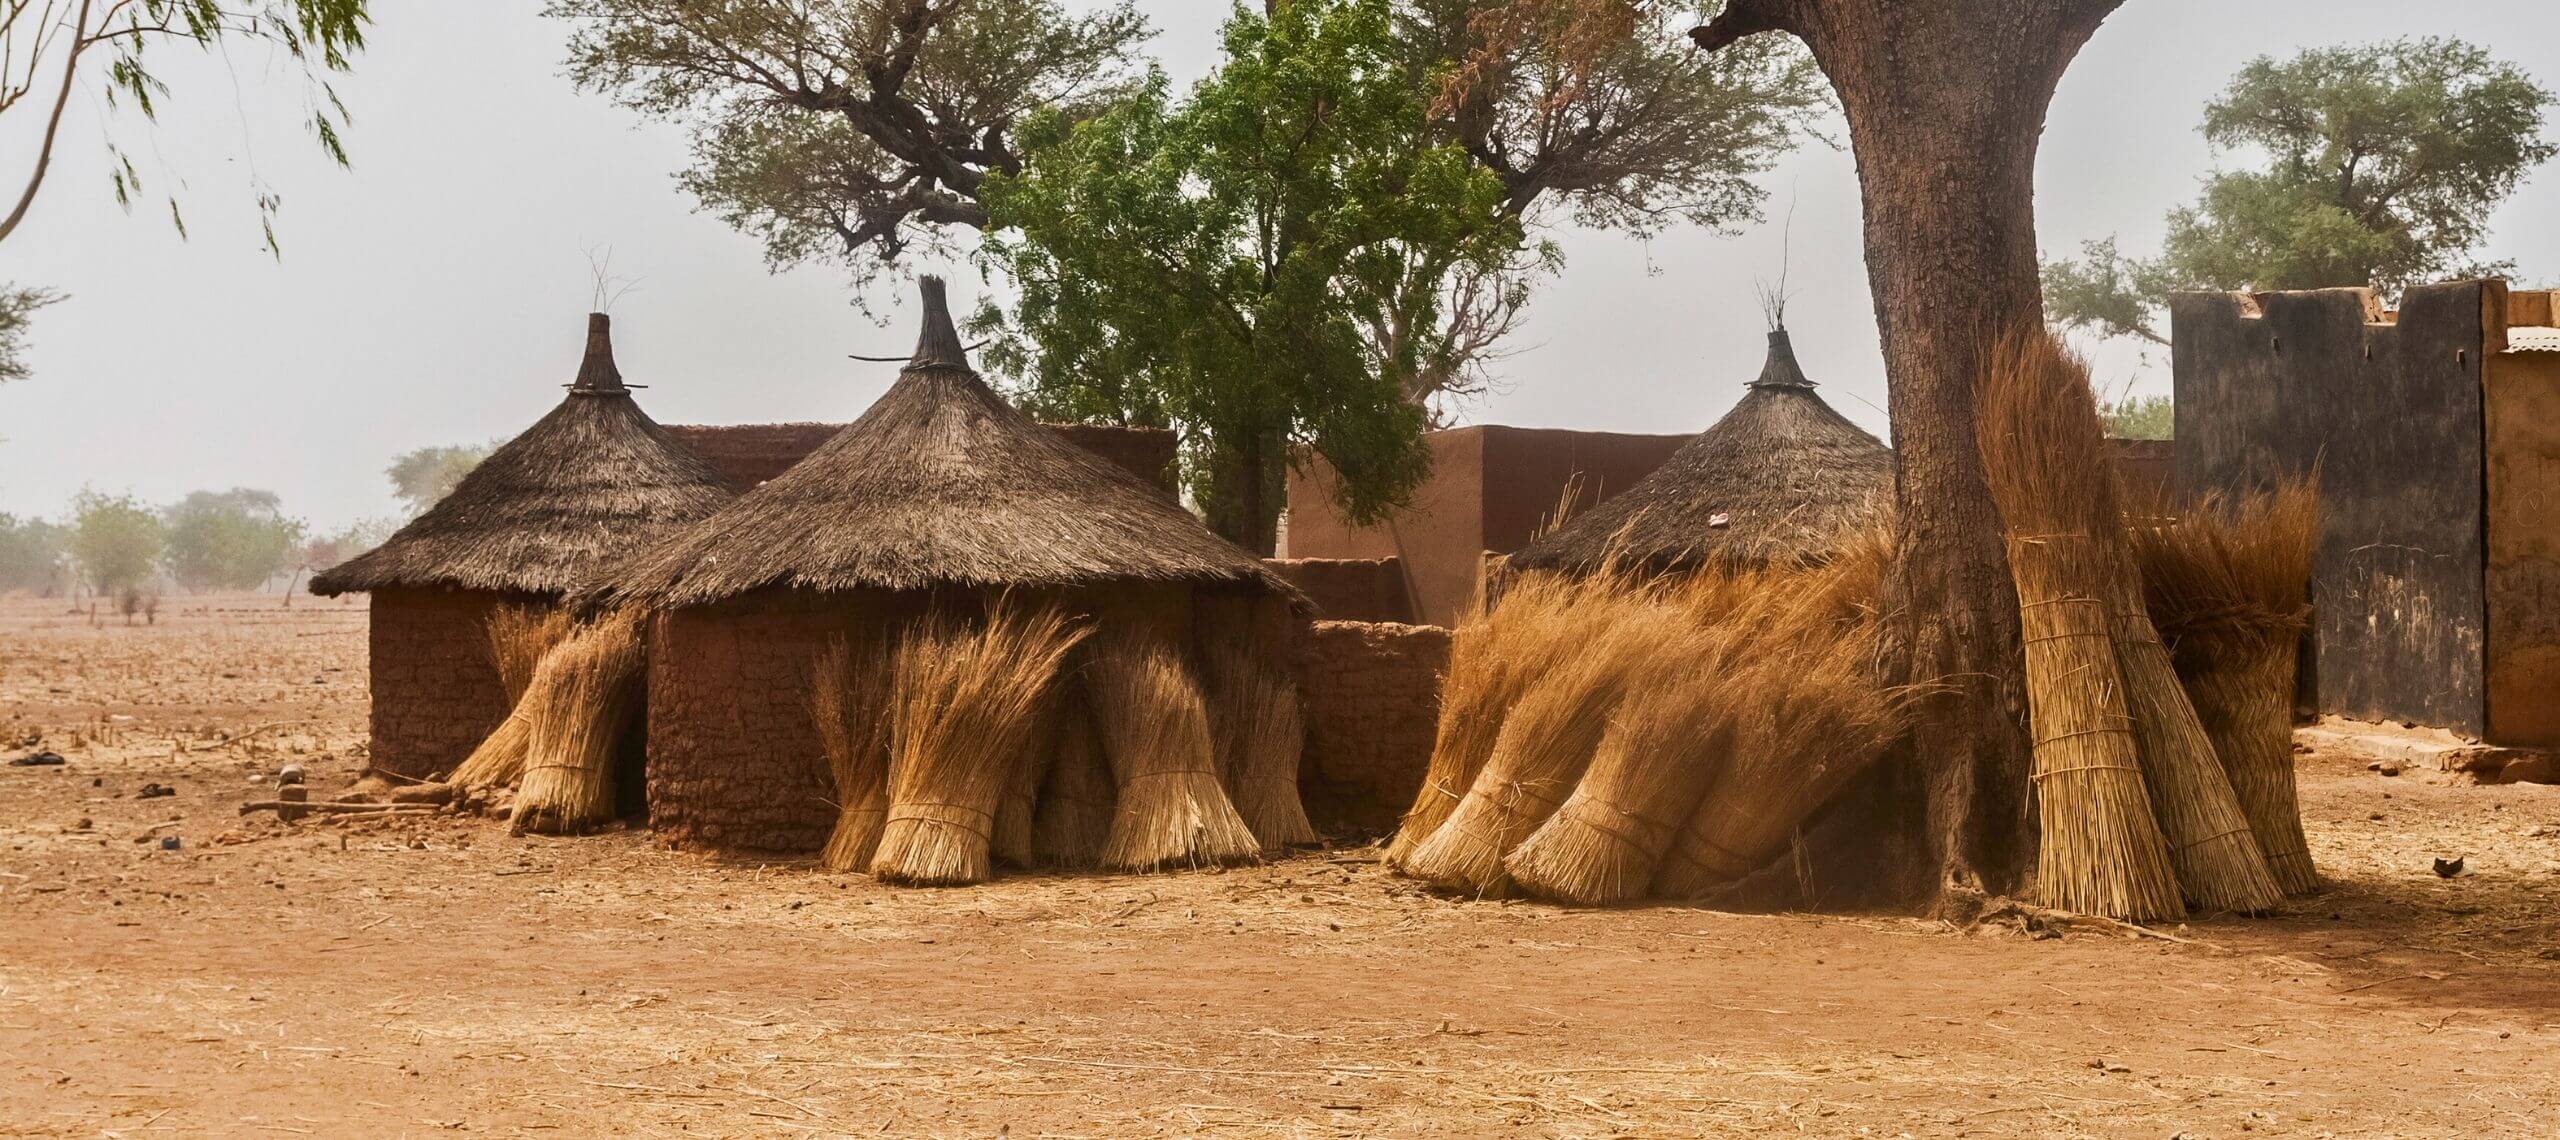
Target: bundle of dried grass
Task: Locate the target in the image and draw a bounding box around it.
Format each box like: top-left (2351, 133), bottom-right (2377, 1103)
top-left (810, 635), bottom-right (894, 873)
top-left (1032, 690), bottom-right (1115, 868)
top-left (1204, 644), bottom-right (1317, 852)
top-left (1504, 663), bottom-right (1728, 905)
top-left (1653, 605), bottom-right (1909, 900)
top-left (870, 604), bottom-right (1086, 887)
top-left (513, 610), bottom-right (646, 835)
top-left (1976, 331), bottom-right (2184, 922)
top-left (2131, 482), bottom-right (2320, 894)
top-left (1400, 588), bottom-right (1674, 897)
top-left (1086, 637), bottom-right (1261, 871)
top-left (1385, 572), bottom-right (1598, 867)
top-left (450, 605), bottom-right (575, 789)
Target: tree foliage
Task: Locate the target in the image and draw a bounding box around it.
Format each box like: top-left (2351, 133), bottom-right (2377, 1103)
top-left (385, 443), bottom-right (492, 516)
top-left (161, 488), bottom-right (305, 590)
top-left (0, 283), bottom-right (62, 383)
top-left (2048, 37), bottom-right (2555, 345)
top-left (0, 512), bottom-right (70, 594)
top-left (2098, 393), bottom-right (2172, 441)
top-left (68, 491), bottom-right (166, 594)
top-left (976, 0), bottom-right (1519, 549)
top-left (555, 0), bottom-right (1823, 406)
top-left (0, 0), bottom-right (371, 251)
top-left (303, 516), bottom-right (396, 572)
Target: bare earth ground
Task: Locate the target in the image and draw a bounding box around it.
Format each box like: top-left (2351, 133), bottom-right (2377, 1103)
top-left (2, 594), bottom-right (2556, 1138)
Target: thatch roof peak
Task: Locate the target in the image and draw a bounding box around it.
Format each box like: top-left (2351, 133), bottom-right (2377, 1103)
top-left (580, 283), bottom-right (1299, 610)
top-left (907, 276), bottom-right (972, 373)
top-left (310, 314), bottom-right (734, 598)
top-left (572, 312), bottom-right (626, 394)
top-left (1508, 341), bottom-right (1892, 576)
top-left (1750, 327), bottom-right (1814, 390)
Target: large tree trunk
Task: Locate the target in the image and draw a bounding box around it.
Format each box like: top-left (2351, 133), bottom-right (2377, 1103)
top-left (1696, 0), bottom-right (2126, 912)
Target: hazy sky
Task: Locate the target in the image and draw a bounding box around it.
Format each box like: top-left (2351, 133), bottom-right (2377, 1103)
top-left (4, 1), bottom-right (2556, 530)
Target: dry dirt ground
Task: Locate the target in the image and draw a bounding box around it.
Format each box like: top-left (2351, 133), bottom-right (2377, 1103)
top-left (2, 594), bottom-right (2557, 1138)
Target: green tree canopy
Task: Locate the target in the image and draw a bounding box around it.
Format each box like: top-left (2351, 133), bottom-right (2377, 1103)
top-left (69, 492), bottom-right (167, 595)
top-left (385, 443), bottom-right (493, 516)
top-left (976, 0), bottom-right (1519, 550)
top-left (2048, 37), bottom-right (2555, 345)
top-left (161, 488), bottom-right (307, 591)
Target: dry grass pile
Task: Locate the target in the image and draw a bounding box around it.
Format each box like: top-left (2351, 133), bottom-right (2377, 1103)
top-left (2130, 481), bottom-right (2320, 894)
top-left (449, 605), bottom-right (575, 789)
top-left (811, 636), bottom-right (895, 873)
top-left (870, 604), bottom-right (1086, 887)
top-left (1031, 690), bottom-right (1116, 868)
top-left (1086, 637), bottom-right (1262, 872)
top-left (1204, 643), bottom-right (1318, 853)
top-left (1400, 580), bottom-right (1681, 898)
top-left (1979, 330), bottom-right (2260, 921)
top-left (1392, 521), bottom-right (1908, 906)
top-left (1652, 541), bottom-right (1909, 901)
top-left (513, 610), bottom-right (646, 835)
top-left (1385, 572), bottom-right (1604, 870)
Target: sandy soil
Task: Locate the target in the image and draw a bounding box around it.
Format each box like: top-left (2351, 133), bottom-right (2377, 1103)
top-left (2, 592), bottom-right (2556, 1138)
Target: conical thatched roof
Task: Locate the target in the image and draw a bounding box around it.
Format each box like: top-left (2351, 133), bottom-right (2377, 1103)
top-left (310, 314), bottom-right (736, 597)
top-left (1508, 329), bottom-right (1894, 575)
top-left (582, 278), bottom-right (1297, 610)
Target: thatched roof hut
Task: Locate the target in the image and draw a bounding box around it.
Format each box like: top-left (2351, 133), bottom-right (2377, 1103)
top-left (312, 313), bottom-right (735, 598)
top-left (584, 279), bottom-right (1294, 610)
top-left (314, 314), bottom-right (734, 780)
top-left (1508, 328), bottom-right (1893, 575)
top-left (604, 277), bottom-right (1299, 855)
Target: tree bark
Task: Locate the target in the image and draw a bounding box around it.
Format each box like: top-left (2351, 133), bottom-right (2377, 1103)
top-left (1695, 0), bottom-right (2126, 911)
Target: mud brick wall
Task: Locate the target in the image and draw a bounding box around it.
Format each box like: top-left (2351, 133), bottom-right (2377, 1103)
top-left (1295, 620), bottom-right (1449, 835)
top-left (647, 590), bottom-right (908, 854)
top-left (2487, 335), bottom-right (2560, 746)
top-left (1264, 558), bottom-right (1415, 623)
top-left (367, 588), bottom-right (511, 781)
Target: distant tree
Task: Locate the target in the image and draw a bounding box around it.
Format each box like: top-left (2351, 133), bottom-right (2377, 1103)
top-left (2048, 38), bottom-right (2556, 345)
top-left (161, 488), bottom-right (306, 591)
top-left (0, 512), bottom-right (70, 594)
top-left (302, 516), bottom-right (397, 572)
top-left (2099, 393), bottom-right (2173, 440)
top-left (0, 284), bottom-right (62, 383)
top-left (385, 444), bottom-right (492, 516)
top-left (68, 491), bottom-right (166, 595)
top-left (977, 0), bottom-right (1519, 552)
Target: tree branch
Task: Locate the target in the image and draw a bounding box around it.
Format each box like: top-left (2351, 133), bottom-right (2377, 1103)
top-left (1688, 0), bottom-right (1798, 54)
top-left (0, 0), bottom-right (86, 245)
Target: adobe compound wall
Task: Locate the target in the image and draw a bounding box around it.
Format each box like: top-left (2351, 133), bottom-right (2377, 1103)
top-left (1264, 558), bottom-right (1415, 623)
top-left (367, 587), bottom-right (512, 781)
top-left (1295, 620), bottom-right (1449, 835)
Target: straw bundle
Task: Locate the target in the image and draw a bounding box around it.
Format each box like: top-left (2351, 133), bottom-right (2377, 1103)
top-left (1086, 638), bottom-right (1262, 871)
top-left (2131, 482), bottom-right (2319, 894)
top-left (1386, 572), bottom-right (1596, 867)
top-left (513, 610), bottom-right (647, 835)
top-left (1032, 690), bottom-right (1116, 868)
top-left (1653, 608), bottom-right (1908, 899)
top-left (1504, 664), bottom-right (1729, 905)
top-left (811, 636), bottom-right (895, 873)
top-left (1976, 331), bottom-right (2184, 922)
top-left (1204, 644), bottom-right (1318, 852)
top-left (450, 605), bottom-right (575, 788)
top-left (1400, 592), bottom-right (1674, 897)
top-left (870, 604), bottom-right (1087, 887)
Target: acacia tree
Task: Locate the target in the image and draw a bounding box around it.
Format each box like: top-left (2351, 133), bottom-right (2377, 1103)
top-left (2049, 38), bottom-right (2554, 346)
top-left (0, 1), bottom-right (371, 381)
top-left (384, 443), bottom-right (492, 516)
top-left (978, 0), bottom-right (1518, 552)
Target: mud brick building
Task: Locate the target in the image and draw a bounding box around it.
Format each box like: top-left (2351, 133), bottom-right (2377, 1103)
top-left (2173, 281), bottom-right (2560, 746)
